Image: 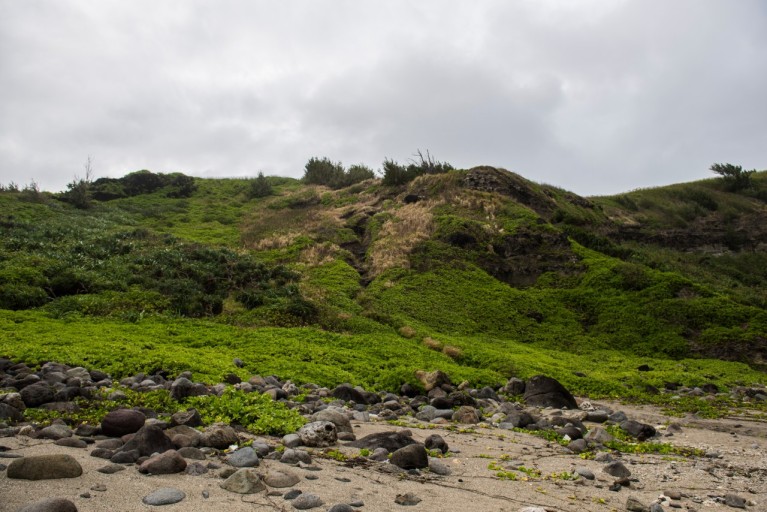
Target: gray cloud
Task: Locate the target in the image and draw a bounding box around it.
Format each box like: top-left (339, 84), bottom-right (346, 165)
top-left (0, 0), bottom-right (765, 195)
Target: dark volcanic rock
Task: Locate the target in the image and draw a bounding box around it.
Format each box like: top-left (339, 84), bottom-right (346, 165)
top-left (118, 425), bottom-right (174, 456)
top-left (424, 434), bottom-right (449, 454)
top-left (100, 409), bottom-right (146, 437)
top-left (390, 444), bottom-right (428, 470)
top-left (620, 420), bottom-right (657, 441)
top-left (523, 375), bottom-right (578, 409)
top-left (19, 383), bottom-right (55, 408)
top-left (346, 431), bottom-right (416, 453)
top-left (331, 384), bottom-right (367, 404)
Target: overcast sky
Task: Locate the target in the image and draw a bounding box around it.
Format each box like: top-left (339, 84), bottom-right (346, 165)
top-left (1, 1), bottom-right (765, 196)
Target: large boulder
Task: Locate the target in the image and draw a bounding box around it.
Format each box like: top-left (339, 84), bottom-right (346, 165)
top-left (138, 450), bottom-right (187, 475)
top-left (390, 444), bottom-right (428, 470)
top-left (118, 424), bottom-right (174, 456)
top-left (331, 384), bottom-right (367, 404)
top-left (346, 431), bottom-right (416, 453)
top-left (523, 375), bottom-right (578, 409)
top-left (311, 408), bottom-right (353, 434)
top-left (100, 409), bottom-right (146, 437)
top-left (7, 454), bottom-right (83, 480)
top-left (297, 421), bottom-right (337, 447)
top-left (201, 423), bottom-right (239, 449)
top-left (19, 383), bottom-right (55, 408)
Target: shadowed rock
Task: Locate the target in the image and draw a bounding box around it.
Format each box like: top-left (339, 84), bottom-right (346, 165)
top-left (523, 375), bottom-right (578, 409)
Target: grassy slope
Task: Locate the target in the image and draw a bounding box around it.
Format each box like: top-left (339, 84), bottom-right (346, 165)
top-left (1, 169), bottom-right (766, 398)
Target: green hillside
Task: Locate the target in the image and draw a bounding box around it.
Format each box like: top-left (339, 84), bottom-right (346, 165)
top-left (1, 165), bottom-right (766, 401)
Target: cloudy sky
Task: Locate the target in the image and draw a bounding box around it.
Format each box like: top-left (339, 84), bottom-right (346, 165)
top-left (1, 1), bottom-right (765, 196)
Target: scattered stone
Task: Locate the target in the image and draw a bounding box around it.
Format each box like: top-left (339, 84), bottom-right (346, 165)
top-left (262, 468), bottom-right (300, 488)
top-left (575, 467), bottom-right (595, 480)
top-left (331, 384), bottom-right (367, 404)
top-left (177, 446), bottom-right (206, 460)
top-left (523, 375), bottom-right (578, 409)
top-left (138, 450), bottom-right (187, 475)
top-left (620, 420), bottom-right (657, 441)
top-left (284, 489), bottom-right (302, 500)
top-left (603, 461), bottom-right (631, 479)
top-left (54, 437), bottom-right (87, 448)
top-left (428, 457), bottom-right (451, 475)
top-left (100, 409), bottom-right (146, 437)
top-left (110, 450), bottom-right (139, 464)
top-left (119, 424), bottom-right (174, 456)
top-left (424, 434), bottom-right (449, 454)
top-left (201, 423), bottom-right (240, 449)
top-left (567, 438), bottom-right (588, 453)
top-left (327, 505), bottom-right (355, 512)
top-left (298, 421), bottom-right (337, 447)
top-left (185, 462), bottom-right (209, 476)
top-left (282, 433), bottom-right (302, 448)
top-left (16, 498), bottom-right (78, 512)
top-left (90, 484), bottom-right (107, 492)
top-left (665, 489), bottom-right (683, 500)
top-left (170, 408), bottom-right (202, 428)
top-left (394, 493), bottom-right (422, 506)
top-left (724, 494), bottom-right (747, 509)
top-left (390, 444), bottom-right (428, 470)
top-left (626, 496), bottom-right (647, 511)
top-left (97, 463), bottom-right (126, 474)
top-left (37, 424), bottom-right (73, 440)
top-left (452, 405), bottom-right (480, 423)
top-left (584, 427), bottom-right (615, 444)
top-left (291, 493), bottom-right (323, 510)
top-left (312, 408), bottom-right (353, 434)
top-left (346, 431), bottom-right (416, 452)
top-left (281, 448), bottom-right (312, 465)
top-left (19, 383), bottom-right (55, 408)
top-left (142, 488), bottom-right (186, 506)
top-left (518, 508), bottom-right (547, 512)
top-left (7, 454), bottom-right (83, 480)
top-left (226, 446), bottom-right (260, 467)
top-left (220, 468), bottom-right (266, 494)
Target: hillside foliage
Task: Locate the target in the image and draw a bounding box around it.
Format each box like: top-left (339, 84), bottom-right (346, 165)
top-left (1, 164), bottom-right (766, 396)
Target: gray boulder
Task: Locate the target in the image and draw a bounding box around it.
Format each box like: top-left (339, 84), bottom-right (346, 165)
top-left (297, 421), bottom-right (337, 447)
top-left (220, 468), bottom-right (265, 494)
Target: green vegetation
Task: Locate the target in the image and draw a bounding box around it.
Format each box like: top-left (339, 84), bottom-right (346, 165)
top-left (186, 387), bottom-right (306, 435)
top-left (1, 164), bottom-right (766, 406)
top-left (22, 385), bottom-right (304, 436)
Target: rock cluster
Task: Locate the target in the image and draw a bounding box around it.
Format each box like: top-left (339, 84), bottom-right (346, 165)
top-left (1, 357), bottom-right (762, 511)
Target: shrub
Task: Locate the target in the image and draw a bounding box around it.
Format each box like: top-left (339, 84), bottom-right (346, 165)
top-left (382, 151), bottom-right (454, 186)
top-left (249, 172), bottom-right (273, 198)
top-left (302, 158), bottom-right (376, 189)
top-left (303, 157), bottom-right (345, 187)
top-left (399, 325), bottom-right (417, 338)
top-left (710, 163), bottom-right (755, 192)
